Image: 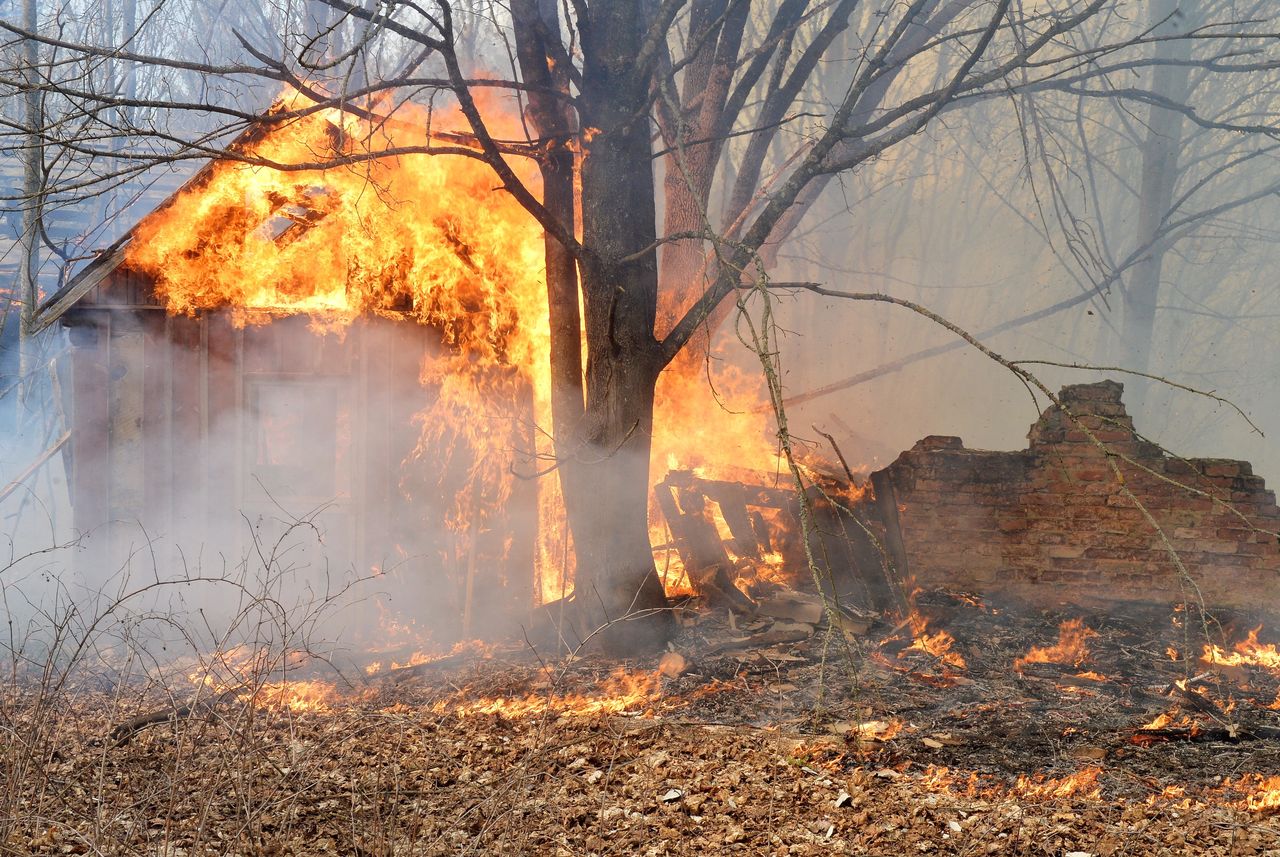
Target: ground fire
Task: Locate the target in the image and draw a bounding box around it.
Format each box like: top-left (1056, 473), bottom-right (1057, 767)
top-left (14, 110), bottom-right (1280, 852)
top-left (6, 3), bottom-right (1280, 851)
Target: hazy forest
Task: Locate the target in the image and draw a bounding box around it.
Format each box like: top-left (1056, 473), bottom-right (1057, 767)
top-left (2, 0), bottom-right (1280, 853)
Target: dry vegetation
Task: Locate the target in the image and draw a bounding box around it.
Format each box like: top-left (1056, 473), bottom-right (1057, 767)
top-left (5, 590), bottom-right (1280, 855)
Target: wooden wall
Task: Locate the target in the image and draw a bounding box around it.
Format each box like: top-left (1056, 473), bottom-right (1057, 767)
top-left (59, 267), bottom-right (537, 633)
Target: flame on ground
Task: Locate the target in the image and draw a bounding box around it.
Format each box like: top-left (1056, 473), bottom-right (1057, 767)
top-left (1013, 618), bottom-right (1098, 672)
top-left (917, 765), bottom-right (1100, 801)
top-left (434, 667), bottom-right (661, 718)
top-left (1012, 766), bottom-right (1103, 801)
top-left (905, 612), bottom-right (966, 670)
top-left (1240, 775), bottom-right (1280, 814)
top-left (247, 680), bottom-right (339, 713)
top-left (1201, 626), bottom-right (1280, 672)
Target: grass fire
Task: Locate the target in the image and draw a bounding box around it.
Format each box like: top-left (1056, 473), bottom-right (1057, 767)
top-left (3, 1), bottom-right (1280, 854)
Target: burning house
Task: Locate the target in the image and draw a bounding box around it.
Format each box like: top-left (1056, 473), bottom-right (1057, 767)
top-left (26, 99), bottom-right (1280, 648)
top-left (29, 107), bottom-right (551, 638)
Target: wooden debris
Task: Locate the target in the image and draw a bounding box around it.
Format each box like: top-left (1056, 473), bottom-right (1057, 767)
top-left (658, 651), bottom-right (688, 677)
top-left (108, 687), bottom-right (243, 746)
top-left (758, 590), bottom-right (825, 625)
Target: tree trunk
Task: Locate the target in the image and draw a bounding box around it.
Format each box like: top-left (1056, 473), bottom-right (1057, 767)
top-left (18, 0), bottom-right (41, 389)
top-left (510, 0), bottom-right (590, 608)
top-left (563, 0), bottom-right (674, 652)
top-left (1120, 0), bottom-right (1193, 411)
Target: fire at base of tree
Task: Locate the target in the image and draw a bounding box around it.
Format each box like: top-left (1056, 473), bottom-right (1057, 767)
top-left (2, 0), bottom-right (1280, 853)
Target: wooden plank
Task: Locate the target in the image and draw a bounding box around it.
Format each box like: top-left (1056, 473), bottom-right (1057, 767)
top-left (141, 311), bottom-right (170, 536)
top-left (168, 314), bottom-right (203, 535)
top-left (108, 312), bottom-right (147, 559)
top-left (663, 471), bottom-right (797, 510)
top-left (701, 481), bottom-right (761, 559)
top-left (241, 320), bottom-right (279, 373)
top-left (655, 480), bottom-right (731, 577)
top-left (870, 469), bottom-right (912, 616)
top-left (358, 320), bottom-right (389, 571)
top-left (205, 312), bottom-right (239, 540)
top-left (30, 243), bottom-right (131, 333)
top-left (67, 318), bottom-right (110, 542)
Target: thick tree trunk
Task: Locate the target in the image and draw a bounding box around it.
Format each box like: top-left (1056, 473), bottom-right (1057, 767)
top-left (563, 0), bottom-right (674, 652)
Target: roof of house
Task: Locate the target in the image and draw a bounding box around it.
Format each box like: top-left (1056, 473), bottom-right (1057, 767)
top-left (30, 122), bottom-right (278, 333)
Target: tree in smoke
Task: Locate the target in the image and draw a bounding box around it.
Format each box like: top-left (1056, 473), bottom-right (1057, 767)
top-left (3, 0), bottom-right (1279, 651)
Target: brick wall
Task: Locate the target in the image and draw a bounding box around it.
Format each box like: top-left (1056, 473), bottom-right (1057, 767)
top-left (876, 381), bottom-right (1280, 608)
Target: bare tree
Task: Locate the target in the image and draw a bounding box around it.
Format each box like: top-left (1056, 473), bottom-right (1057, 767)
top-left (15, 0), bottom-right (39, 386)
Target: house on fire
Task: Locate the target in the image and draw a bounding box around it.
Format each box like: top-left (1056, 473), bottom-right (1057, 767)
top-left (30, 119), bottom-right (542, 636)
top-left (28, 113), bottom-right (1280, 627)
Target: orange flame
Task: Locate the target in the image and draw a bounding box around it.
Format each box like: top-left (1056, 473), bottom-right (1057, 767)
top-left (123, 87), bottom-right (788, 606)
top-left (1014, 618), bottom-right (1097, 672)
top-left (1201, 626), bottom-right (1280, 672)
top-left (1243, 775), bottom-right (1280, 813)
top-left (437, 667), bottom-right (661, 718)
top-left (1012, 767), bottom-right (1102, 801)
top-left (248, 679), bottom-right (338, 713)
top-left (906, 612), bottom-right (966, 670)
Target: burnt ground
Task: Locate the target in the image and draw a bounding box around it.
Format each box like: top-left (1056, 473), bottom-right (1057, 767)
top-left (5, 589), bottom-right (1280, 855)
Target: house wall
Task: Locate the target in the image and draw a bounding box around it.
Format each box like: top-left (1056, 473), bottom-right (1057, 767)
top-left (59, 270), bottom-right (538, 632)
top-left (878, 381), bottom-right (1280, 608)
top-left (62, 286), bottom-right (409, 565)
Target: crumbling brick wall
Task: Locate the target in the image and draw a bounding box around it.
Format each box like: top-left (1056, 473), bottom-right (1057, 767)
top-left (877, 381), bottom-right (1280, 608)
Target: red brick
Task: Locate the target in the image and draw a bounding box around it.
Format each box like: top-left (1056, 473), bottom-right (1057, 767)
top-left (875, 381), bottom-right (1280, 612)
top-left (1194, 540), bottom-right (1238, 555)
top-left (1200, 461), bottom-right (1241, 478)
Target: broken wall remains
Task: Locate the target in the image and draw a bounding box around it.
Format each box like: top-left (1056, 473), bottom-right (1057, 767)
top-left (878, 381), bottom-right (1280, 608)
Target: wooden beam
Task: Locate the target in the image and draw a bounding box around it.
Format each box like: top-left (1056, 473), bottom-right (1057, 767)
top-left (0, 431), bottom-right (71, 505)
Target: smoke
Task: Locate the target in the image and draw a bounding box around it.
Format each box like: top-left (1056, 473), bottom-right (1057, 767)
top-left (761, 110), bottom-right (1280, 483)
top-left (0, 313), bottom-right (544, 685)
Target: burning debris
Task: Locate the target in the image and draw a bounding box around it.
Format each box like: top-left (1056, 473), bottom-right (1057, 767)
top-left (16, 586), bottom-right (1280, 855)
top-left (1013, 618), bottom-right (1098, 674)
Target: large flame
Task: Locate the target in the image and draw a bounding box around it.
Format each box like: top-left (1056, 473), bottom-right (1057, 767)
top-left (1202, 626), bottom-right (1280, 672)
top-left (124, 89), bottom-right (784, 607)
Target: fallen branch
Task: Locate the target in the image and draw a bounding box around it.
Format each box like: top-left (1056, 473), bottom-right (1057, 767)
top-left (108, 686), bottom-right (244, 747)
top-left (0, 431), bottom-right (70, 504)
top-left (1132, 723), bottom-right (1280, 745)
